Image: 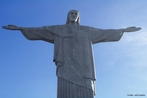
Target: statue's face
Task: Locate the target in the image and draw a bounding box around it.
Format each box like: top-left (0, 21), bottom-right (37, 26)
top-left (68, 10), bottom-right (79, 23)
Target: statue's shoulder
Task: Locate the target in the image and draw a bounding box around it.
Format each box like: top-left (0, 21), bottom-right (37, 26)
top-left (42, 25), bottom-right (66, 30)
top-left (44, 25), bottom-right (65, 28)
top-left (80, 25), bottom-right (102, 30)
top-left (79, 25), bottom-right (95, 31)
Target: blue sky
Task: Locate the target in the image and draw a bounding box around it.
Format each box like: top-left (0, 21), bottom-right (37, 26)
top-left (0, 0), bottom-right (147, 98)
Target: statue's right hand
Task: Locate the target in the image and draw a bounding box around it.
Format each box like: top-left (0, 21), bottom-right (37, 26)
top-left (2, 25), bottom-right (20, 30)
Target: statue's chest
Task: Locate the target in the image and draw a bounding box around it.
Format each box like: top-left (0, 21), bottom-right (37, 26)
top-left (60, 26), bottom-right (91, 46)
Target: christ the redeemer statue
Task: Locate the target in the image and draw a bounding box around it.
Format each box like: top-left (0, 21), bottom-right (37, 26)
top-left (2, 10), bottom-right (141, 98)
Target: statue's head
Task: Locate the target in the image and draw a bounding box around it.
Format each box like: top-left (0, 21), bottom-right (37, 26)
top-left (66, 10), bottom-right (80, 25)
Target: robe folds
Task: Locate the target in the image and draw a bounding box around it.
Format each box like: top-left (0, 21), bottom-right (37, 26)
top-left (21, 24), bottom-right (123, 96)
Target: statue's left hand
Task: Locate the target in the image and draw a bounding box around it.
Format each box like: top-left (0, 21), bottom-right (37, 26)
top-left (123, 26), bottom-right (141, 32)
top-left (2, 25), bottom-right (21, 30)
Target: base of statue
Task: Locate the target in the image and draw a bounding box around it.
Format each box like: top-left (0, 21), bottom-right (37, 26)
top-left (57, 77), bottom-right (94, 98)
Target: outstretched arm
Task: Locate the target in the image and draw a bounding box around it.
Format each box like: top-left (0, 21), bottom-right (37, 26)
top-left (2, 24), bottom-right (54, 43)
top-left (91, 26), bottom-right (141, 44)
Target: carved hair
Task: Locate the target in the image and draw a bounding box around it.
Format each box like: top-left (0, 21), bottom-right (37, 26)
top-left (66, 10), bottom-right (80, 25)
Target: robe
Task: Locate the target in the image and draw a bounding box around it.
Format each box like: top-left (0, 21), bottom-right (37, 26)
top-left (21, 24), bottom-right (123, 98)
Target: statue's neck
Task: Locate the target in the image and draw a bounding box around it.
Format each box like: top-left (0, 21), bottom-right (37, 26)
top-left (69, 21), bottom-right (78, 25)
top-left (67, 23), bottom-right (79, 30)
